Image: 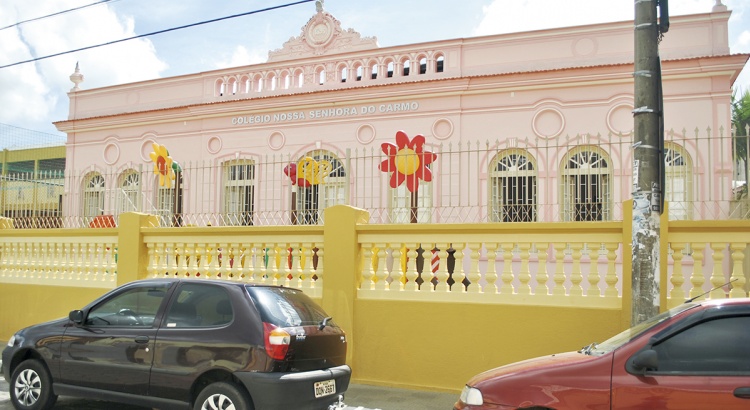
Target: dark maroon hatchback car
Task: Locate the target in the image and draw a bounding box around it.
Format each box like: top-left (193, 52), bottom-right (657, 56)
top-left (2, 279), bottom-right (350, 410)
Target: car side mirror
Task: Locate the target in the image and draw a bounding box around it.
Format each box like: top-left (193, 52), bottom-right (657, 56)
top-left (630, 349), bottom-right (659, 374)
top-left (69, 310), bottom-right (84, 325)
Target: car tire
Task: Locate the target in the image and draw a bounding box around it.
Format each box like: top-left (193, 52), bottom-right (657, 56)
top-left (9, 359), bottom-right (58, 410)
top-left (194, 381), bottom-right (254, 410)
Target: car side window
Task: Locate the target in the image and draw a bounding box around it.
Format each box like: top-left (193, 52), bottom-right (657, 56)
top-left (652, 316), bottom-right (750, 374)
top-left (164, 283), bottom-right (233, 328)
top-left (86, 285), bottom-right (169, 327)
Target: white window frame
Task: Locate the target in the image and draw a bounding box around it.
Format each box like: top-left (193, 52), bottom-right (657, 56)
top-left (222, 160), bottom-right (255, 226)
top-left (295, 150), bottom-right (346, 225)
top-left (83, 173), bottom-right (105, 219)
top-left (390, 180), bottom-right (433, 223)
top-left (117, 170), bottom-right (140, 215)
top-left (489, 149), bottom-right (537, 222)
top-left (561, 147), bottom-right (612, 222)
top-left (664, 142), bottom-right (693, 220)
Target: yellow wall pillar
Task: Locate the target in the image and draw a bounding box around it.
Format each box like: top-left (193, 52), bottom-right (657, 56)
top-left (0, 216), bottom-right (14, 229)
top-left (322, 205), bottom-right (369, 367)
top-left (659, 201), bottom-right (670, 312)
top-left (117, 212), bottom-right (159, 286)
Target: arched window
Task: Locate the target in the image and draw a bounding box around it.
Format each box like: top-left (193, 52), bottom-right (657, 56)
top-left (227, 78), bottom-right (237, 95)
top-left (340, 66), bottom-right (347, 83)
top-left (402, 59), bottom-right (411, 76)
top-left (83, 172), bottom-right (105, 220)
top-left (117, 170), bottom-right (140, 214)
top-left (293, 150), bottom-right (346, 225)
top-left (561, 146), bottom-right (612, 221)
top-left (222, 159), bottom-right (255, 226)
top-left (436, 55), bottom-right (445, 73)
top-left (489, 149), bottom-right (537, 222)
top-left (317, 68), bottom-right (326, 85)
top-left (386, 61), bottom-right (394, 78)
top-left (664, 142), bottom-right (693, 220)
top-left (419, 57), bottom-right (427, 74)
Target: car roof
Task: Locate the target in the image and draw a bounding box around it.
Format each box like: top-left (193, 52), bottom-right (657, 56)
top-left (694, 297), bottom-right (750, 308)
top-left (127, 277), bottom-right (295, 290)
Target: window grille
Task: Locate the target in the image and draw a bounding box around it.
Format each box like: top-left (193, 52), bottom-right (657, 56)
top-left (223, 160), bottom-right (255, 226)
top-left (83, 173), bottom-right (105, 219)
top-left (117, 171), bottom-right (140, 214)
top-left (664, 143), bottom-right (692, 220)
top-left (294, 150), bottom-right (346, 225)
top-left (489, 149), bottom-right (537, 222)
top-left (157, 171), bottom-right (183, 227)
top-left (562, 147), bottom-right (611, 221)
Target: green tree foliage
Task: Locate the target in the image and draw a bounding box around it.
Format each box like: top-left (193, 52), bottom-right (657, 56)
top-left (733, 88), bottom-right (749, 200)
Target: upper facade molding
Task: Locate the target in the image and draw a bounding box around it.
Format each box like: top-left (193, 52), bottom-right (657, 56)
top-left (267, 5), bottom-right (379, 62)
top-left (57, 9), bottom-right (744, 128)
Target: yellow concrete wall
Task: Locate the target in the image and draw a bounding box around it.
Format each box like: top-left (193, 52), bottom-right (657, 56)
top-left (0, 284), bottom-right (109, 342)
top-left (352, 300), bottom-right (622, 392)
top-left (2, 208), bottom-right (748, 394)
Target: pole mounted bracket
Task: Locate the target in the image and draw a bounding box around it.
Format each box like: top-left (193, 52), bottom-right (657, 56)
top-left (632, 106), bottom-right (655, 114)
top-left (634, 70), bottom-right (652, 77)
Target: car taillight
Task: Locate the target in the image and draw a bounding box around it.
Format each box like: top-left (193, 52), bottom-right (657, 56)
top-left (263, 322), bottom-right (291, 360)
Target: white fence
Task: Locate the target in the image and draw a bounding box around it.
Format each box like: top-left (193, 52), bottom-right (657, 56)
top-left (1, 128), bottom-right (748, 228)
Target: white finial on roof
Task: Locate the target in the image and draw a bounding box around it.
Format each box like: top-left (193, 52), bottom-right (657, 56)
top-left (316, 0), bottom-right (324, 13)
top-left (713, 0), bottom-right (727, 12)
top-left (69, 62), bottom-right (84, 92)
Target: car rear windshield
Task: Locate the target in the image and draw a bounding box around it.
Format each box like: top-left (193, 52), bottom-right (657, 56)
top-left (245, 286), bottom-right (330, 327)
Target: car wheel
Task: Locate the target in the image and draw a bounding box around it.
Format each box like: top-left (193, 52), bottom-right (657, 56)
top-left (10, 359), bottom-right (58, 410)
top-left (194, 381), bottom-right (254, 410)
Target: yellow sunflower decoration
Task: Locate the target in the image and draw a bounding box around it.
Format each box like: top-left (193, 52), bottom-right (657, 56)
top-left (149, 143), bottom-right (176, 188)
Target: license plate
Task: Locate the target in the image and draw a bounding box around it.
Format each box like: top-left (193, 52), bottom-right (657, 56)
top-left (314, 379), bottom-right (336, 398)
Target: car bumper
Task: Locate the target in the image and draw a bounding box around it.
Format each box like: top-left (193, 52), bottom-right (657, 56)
top-left (2, 346), bottom-right (12, 382)
top-left (235, 364), bottom-right (351, 410)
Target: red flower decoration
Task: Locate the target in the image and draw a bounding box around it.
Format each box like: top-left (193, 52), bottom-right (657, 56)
top-left (283, 162), bottom-right (310, 187)
top-left (378, 131), bottom-right (437, 193)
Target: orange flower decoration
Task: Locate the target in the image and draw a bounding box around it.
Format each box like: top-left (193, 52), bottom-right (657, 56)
top-left (149, 143), bottom-right (175, 188)
top-left (379, 131), bottom-right (437, 193)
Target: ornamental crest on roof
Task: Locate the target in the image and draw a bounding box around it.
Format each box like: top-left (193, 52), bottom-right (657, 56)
top-left (267, 0), bottom-right (379, 62)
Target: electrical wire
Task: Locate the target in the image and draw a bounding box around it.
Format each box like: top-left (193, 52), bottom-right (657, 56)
top-left (0, 0), bottom-right (116, 31)
top-left (0, 0), bottom-right (314, 70)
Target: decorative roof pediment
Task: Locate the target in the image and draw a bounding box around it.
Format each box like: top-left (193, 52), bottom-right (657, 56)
top-left (267, 0), bottom-right (379, 62)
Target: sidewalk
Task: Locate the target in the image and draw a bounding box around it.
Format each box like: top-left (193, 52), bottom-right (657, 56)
top-left (344, 383), bottom-right (458, 410)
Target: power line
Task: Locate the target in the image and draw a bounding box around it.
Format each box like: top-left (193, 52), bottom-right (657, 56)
top-left (0, 0), bottom-right (117, 31)
top-left (0, 0), bottom-right (314, 70)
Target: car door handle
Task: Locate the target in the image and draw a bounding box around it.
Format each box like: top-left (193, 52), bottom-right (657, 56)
top-left (134, 336), bottom-right (150, 344)
top-left (734, 387), bottom-right (750, 399)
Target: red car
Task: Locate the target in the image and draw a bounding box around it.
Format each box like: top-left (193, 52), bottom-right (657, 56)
top-left (455, 298), bottom-right (750, 410)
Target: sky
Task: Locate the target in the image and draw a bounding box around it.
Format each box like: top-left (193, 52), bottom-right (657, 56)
top-left (0, 0), bottom-right (748, 148)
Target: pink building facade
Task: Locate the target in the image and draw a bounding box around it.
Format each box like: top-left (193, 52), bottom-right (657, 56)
top-left (55, 3), bottom-right (748, 227)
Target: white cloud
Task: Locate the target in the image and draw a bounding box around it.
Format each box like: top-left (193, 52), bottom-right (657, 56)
top-left (213, 45), bottom-right (267, 70)
top-left (474, 0), bottom-right (719, 37)
top-left (0, 0), bottom-right (167, 134)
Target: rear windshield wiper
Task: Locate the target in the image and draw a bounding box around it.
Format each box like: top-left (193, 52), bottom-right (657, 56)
top-left (319, 316), bottom-right (332, 330)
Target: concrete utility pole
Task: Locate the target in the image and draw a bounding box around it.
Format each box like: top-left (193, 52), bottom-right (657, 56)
top-left (632, 0), bottom-right (668, 326)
